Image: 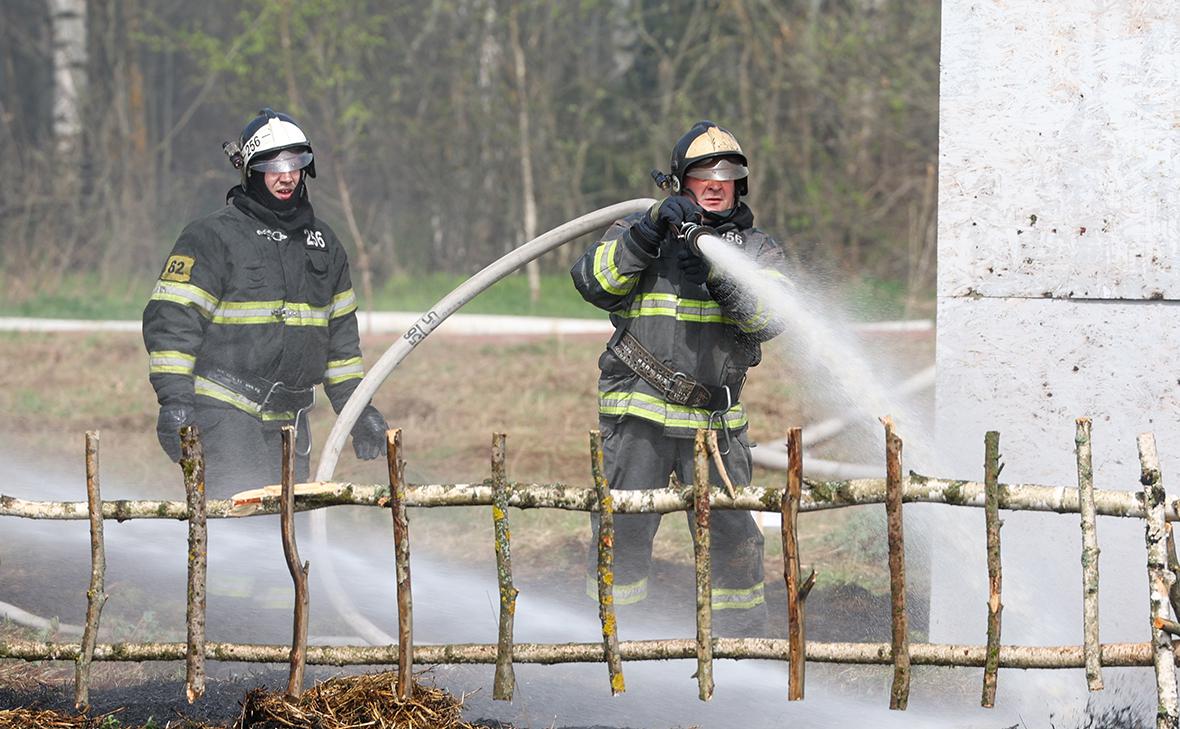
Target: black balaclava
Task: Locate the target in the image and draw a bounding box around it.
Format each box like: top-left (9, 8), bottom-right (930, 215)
top-left (246, 169), bottom-right (307, 213)
top-left (229, 168), bottom-right (314, 231)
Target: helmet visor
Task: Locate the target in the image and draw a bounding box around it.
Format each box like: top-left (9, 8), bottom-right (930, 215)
top-left (686, 156), bottom-right (748, 182)
top-left (249, 147), bottom-right (313, 174)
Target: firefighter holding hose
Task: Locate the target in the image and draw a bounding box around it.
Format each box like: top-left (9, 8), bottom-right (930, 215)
top-left (571, 120), bottom-right (788, 636)
top-left (143, 108), bottom-right (388, 498)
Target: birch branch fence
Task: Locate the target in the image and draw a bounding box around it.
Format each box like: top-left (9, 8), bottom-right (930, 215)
top-left (2, 418), bottom-right (1180, 728)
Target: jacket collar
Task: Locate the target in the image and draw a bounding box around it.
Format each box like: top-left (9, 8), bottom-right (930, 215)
top-left (227, 185), bottom-right (315, 232)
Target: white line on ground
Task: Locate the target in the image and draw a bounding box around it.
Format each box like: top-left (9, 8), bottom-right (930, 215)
top-left (0, 313), bottom-right (933, 336)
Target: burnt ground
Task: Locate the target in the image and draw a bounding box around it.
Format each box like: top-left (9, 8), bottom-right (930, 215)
top-left (0, 552), bottom-right (897, 728)
top-left (0, 328), bottom-right (933, 727)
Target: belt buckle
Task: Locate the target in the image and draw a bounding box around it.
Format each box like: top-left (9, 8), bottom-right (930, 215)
top-left (665, 371), bottom-right (693, 405)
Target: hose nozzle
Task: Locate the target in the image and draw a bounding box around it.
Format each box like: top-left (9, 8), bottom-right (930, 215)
top-left (679, 222), bottom-right (717, 257)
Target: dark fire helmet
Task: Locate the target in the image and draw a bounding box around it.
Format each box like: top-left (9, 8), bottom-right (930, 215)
top-left (667, 120), bottom-right (749, 197)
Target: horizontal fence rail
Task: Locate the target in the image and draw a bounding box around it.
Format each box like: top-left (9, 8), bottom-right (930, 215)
top-left (5, 474), bottom-right (1180, 520)
top-left (2, 418), bottom-right (1179, 727)
top-left (3, 637), bottom-right (1179, 668)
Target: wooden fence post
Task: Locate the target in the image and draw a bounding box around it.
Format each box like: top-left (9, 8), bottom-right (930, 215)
top-left (1075, 418), bottom-right (1103, 692)
top-left (783, 427), bottom-right (805, 700)
top-left (387, 428), bottom-right (414, 701)
top-left (883, 417), bottom-right (910, 710)
top-left (981, 430), bottom-right (1003, 708)
top-left (590, 430), bottom-right (625, 695)
top-left (180, 424), bottom-right (206, 704)
top-left (280, 426), bottom-right (309, 699)
top-left (693, 429), bottom-right (714, 701)
top-left (491, 433), bottom-right (518, 700)
top-left (74, 431), bottom-right (106, 711)
top-left (1138, 433), bottom-right (1179, 729)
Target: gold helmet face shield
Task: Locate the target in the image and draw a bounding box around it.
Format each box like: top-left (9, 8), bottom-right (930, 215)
top-left (685, 156), bottom-right (748, 182)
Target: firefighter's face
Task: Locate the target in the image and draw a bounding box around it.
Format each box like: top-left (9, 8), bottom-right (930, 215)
top-left (264, 168), bottom-right (302, 201)
top-left (683, 175), bottom-right (735, 212)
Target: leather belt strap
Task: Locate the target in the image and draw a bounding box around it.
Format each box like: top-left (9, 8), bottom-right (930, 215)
top-left (195, 364), bottom-right (314, 413)
top-left (609, 330), bottom-right (740, 411)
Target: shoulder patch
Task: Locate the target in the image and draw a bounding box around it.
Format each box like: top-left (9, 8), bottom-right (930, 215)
top-left (160, 255), bottom-right (195, 283)
top-left (304, 229), bottom-right (327, 250)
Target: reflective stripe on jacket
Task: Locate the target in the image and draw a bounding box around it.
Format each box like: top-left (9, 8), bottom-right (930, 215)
top-left (143, 189), bottom-right (365, 421)
top-left (571, 209), bottom-right (787, 437)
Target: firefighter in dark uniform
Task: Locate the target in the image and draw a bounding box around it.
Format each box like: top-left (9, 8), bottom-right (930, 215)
top-left (143, 108), bottom-right (387, 499)
top-left (571, 121), bottom-right (787, 637)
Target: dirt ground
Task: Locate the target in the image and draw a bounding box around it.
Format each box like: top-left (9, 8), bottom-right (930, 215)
top-left (0, 324), bottom-right (934, 726)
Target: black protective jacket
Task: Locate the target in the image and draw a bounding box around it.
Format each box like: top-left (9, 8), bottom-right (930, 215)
top-left (143, 187), bottom-right (365, 423)
top-left (570, 202), bottom-right (787, 437)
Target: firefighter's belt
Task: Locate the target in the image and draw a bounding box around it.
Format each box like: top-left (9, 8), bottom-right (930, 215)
top-left (609, 330), bottom-right (742, 411)
top-left (195, 365), bottom-right (314, 413)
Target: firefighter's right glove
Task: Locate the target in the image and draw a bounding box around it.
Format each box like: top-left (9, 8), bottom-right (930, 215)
top-left (351, 405), bottom-right (388, 460)
top-left (156, 403), bottom-right (195, 463)
top-left (627, 196), bottom-right (702, 257)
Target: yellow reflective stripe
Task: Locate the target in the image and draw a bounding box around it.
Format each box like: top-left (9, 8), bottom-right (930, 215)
top-left (324, 356), bottom-right (364, 385)
top-left (712, 582), bottom-right (766, 610)
top-left (736, 302), bottom-right (772, 333)
top-left (735, 269), bottom-right (786, 333)
top-left (149, 281), bottom-right (218, 317)
top-left (280, 302), bottom-right (330, 327)
top-left (586, 573), bottom-right (648, 605)
top-left (209, 299), bottom-right (283, 324)
top-left (619, 293), bottom-right (736, 325)
top-left (148, 350), bottom-right (196, 376)
top-left (329, 288), bottom-right (358, 319)
top-left (599, 391), bottom-right (747, 430)
top-left (592, 239), bottom-right (636, 296)
top-left (208, 300), bottom-right (330, 327)
top-left (194, 376), bottom-right (296, 421)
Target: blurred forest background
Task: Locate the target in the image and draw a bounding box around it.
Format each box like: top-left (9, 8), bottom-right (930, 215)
top-left (0, 0), bottom-right (940, 316)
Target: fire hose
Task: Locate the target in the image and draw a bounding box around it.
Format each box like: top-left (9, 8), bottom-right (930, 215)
top-left (309, 199), bottom-right (655, 645)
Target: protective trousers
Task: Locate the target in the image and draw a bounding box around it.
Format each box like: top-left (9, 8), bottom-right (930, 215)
top-left (587, 416), bottom-right (767, 637)
top-left (194, 403), bottom-right (311, 500)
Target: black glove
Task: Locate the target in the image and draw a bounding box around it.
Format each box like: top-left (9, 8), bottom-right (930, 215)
top-left (628, 196), bottom-right (703, 255)
top-left (677, 246), bottom-right (710, 286)
top-left (655, 195), bottom-right (702, 230)
top-left (156, 403), bottom-right (195, 463)
top-left (351, 404), bottom-right (388, 460)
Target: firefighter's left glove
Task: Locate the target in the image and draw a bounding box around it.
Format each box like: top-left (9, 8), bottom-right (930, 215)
top-left (351, 405), bottom-right (388, 460)
top-left (156, 403), bottom-right (195, 463)
top-left (677, 246), bottom-right (710, 286)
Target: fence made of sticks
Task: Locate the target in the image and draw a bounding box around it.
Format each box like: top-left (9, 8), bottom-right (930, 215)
top-left (2, 417), bottom-right (1180, 728)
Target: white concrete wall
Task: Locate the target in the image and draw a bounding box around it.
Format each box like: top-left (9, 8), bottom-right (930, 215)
top-left (935, 0), bottom-right (1180, 714)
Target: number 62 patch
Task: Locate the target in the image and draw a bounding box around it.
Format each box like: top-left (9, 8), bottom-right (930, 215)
top-left (160, 255), bottom-right (195, 283)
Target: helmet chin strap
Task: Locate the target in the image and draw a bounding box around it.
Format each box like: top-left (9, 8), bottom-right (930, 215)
top-left (680, 189), bottom-right (740, 226)
top-left (703, 205), bottom-right (738, 225)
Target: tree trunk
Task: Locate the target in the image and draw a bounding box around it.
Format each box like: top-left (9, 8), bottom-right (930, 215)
top-left (48, 0), bottom-right (86, 166)
top-left (510, 11), bottom-right (540, 305)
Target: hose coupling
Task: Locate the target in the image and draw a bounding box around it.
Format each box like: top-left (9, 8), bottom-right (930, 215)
top-left (680, 222), bottom-right (718, 257)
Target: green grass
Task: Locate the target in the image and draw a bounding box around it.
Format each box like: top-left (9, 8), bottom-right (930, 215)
top-left (0, 269), bottom-right (928, 322)
top-left (372, 271), bottom-right (603, 318)
top-left (0, 272), bottom-right (152, 319)
top-left (0, 270), bottom-right (603, 320)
